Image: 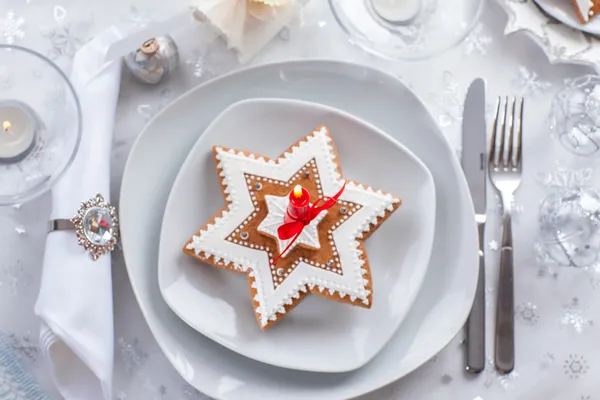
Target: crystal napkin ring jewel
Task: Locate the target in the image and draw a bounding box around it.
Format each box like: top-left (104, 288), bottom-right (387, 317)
top-left (47, 194), bottom-right (119, 260)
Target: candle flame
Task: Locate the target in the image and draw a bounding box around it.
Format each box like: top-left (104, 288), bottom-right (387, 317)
top-left (293, 184), bottom-right (303, 198)
top-left (2, 121), bottom-right (10, 132)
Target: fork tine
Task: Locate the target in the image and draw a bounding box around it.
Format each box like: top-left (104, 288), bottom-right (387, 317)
top-left (507, 97), bottom-right (516, 168)
top-left (516, 98), bottom-right (524, 169)
top-left (490, 97), bottom-right (501, 166)
top-left (498, 97), bottom-right (508, 167)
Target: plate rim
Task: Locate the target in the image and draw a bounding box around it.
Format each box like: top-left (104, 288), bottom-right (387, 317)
top-left (534, 0), bottom-right (600, 35)
top-left (120, 59), bottom-right (479, 400)
top-left (157, 97), bottom-right (437, 373)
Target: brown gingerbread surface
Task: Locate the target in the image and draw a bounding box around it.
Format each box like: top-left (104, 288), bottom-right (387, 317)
top-left (183, 126), bottom-right (401, 330)
top-left (574, 0), bottom-right (600, 23)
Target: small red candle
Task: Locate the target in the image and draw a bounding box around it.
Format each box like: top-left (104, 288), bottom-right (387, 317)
top-left (285, 184), bottom-right (310, 223)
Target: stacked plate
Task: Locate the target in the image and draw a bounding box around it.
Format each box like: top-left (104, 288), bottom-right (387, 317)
top-left (533, 0), bottom-right (600, 35)
top-left (120, 60), bottom-right (479, 400)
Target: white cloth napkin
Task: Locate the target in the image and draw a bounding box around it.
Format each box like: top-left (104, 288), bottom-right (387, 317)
top-left (34, 27), bottom-right (123, 400)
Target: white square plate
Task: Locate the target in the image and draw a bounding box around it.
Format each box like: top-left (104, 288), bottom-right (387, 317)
top-left (120, 60), bottom-right (478, 400)
top-left (158, 98), bottom-right (436, 372)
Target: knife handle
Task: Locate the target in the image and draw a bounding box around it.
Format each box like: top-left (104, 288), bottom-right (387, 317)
top-left (466, 222), bottom-right (486, 373)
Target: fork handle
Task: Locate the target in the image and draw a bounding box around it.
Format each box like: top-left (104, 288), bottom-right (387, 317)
top-left (495, 217), bottom-right (514, 374)
top-left (466, 222), bottom-right (486, 373)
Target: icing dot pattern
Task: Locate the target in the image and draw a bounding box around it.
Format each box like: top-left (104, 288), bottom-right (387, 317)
top-left (224, 161), bottom-right (362, 289)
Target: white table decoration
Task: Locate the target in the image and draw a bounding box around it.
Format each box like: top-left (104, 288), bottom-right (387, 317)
top-left (0, 0), bottom-right (599, 399)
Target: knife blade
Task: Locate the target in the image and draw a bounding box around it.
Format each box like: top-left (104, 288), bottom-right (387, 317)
top-left (462, 78), bottom-right (487, 373)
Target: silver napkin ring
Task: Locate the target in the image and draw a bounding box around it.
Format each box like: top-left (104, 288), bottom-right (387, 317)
top-left (48, 194), bottom-right (119, 260)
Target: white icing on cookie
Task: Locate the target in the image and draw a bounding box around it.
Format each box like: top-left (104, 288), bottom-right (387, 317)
top-left (576, 0), bottom-right (595, 21)
top-left (257, 194), bottom-right (327, 257)
top-left (186, 127), bottom-right (400, 327)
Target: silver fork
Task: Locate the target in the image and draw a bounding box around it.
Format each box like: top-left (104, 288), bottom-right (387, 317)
top-left (489, 96), bottom-right (524, 374)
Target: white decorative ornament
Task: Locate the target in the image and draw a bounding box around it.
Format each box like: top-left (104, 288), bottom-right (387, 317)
top-left (495, 0), bottom-right (600, 73)
top-left (257, 194), bottom-right (327, 257)
top-left (191, 0), bottom-right (308, 63)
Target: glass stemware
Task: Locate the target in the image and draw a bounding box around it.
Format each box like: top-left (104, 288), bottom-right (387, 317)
top-left (329, 0), bottom-right (485, 60)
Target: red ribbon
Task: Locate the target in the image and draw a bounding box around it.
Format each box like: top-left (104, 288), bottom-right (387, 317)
top-left (270, 181), bottom-right (347, 266)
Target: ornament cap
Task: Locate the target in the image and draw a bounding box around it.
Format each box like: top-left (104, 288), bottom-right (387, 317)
top-left (141, 38), bottom-right (159, 56)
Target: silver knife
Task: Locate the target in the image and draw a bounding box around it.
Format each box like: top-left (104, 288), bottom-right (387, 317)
top-left (462, 78), bottom-right (487, 373)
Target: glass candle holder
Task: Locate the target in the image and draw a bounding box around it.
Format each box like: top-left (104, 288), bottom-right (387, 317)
top-left (329, 0), bottom-right (484, 60)
top-left (0, 45), bottom-right (81, 205)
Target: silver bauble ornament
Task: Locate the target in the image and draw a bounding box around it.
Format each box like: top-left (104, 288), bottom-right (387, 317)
top-left (125, 36), bottom-right (179, 85)
top-left (538, 186), bottom-right (600, 268)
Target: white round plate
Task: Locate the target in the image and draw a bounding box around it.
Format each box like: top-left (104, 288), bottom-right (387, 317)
top-left (120, 60), bottom-right (478, 400)
top-left (534, 0), bottom-right (600, 35)
top-left (158, 98), bottom-right (436, 372)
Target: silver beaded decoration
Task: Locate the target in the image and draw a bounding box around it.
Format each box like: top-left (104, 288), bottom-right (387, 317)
top-left (276, 268), bottom-right (285, 276)
top-left (125, 36), bottom-right (179, 85)
top-left (240, 232), bottom-right (249, 240)
top-left (254, 182), bottom-right (263, 191)
top-left (340, 207), bottom-right (348, 215)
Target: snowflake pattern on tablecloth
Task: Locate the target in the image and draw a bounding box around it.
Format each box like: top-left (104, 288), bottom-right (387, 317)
top-left (564, 354), bottom-right (589, 379)
top-left (42, 22), bottom-right (90, 61)
top-left (541, 352), bottom-right (556, 369)
top-left (128, 6), bottom-right (150, 31)
top-left (118, 337), bottom-right (148, 373)
top-left (516, 301), bottom-right (540, 325)
top-left (186, 53), bottom-right (209, 78)
top-left (536, 166), bottom-right (594, 189)
top-left (137, 88), bottom-right (175, 121)
top-left (513, 66), bottom-right (552, 97)
top-left (429, 71), bottom-right (465, 128)
top-left (463, 23), bottom-right (492, 56)
top-left (561, 297), bottom-right (594, 333)
top-left (0, 11), bottom-right (25, 44)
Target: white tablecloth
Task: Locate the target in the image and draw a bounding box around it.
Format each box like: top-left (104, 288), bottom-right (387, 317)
top-left (0, 0), bottom-right (598, 399)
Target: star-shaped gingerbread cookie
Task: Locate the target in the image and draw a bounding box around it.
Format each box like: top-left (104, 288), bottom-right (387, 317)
top-left (184, 126), bottom-right (401, 330)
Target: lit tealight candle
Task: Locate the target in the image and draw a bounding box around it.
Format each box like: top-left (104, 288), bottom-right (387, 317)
top-left (285, 184), bottom-right (311, 223)
top-left (293, 184), bottom-right (303, 198)
top-left (0, 101), bottom-right (38, 163)
top-left (371, 0), bottom-right (421, 24)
